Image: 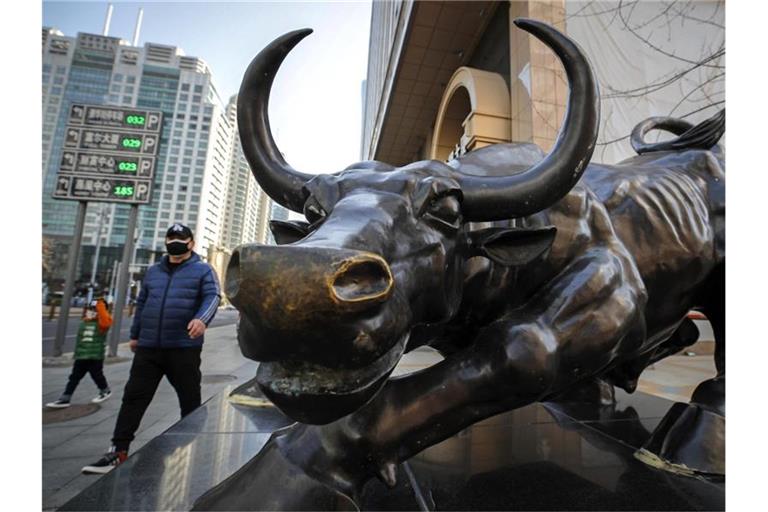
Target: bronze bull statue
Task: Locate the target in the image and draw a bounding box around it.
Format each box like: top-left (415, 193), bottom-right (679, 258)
top-left (194, 18), bottom-right (724, 510)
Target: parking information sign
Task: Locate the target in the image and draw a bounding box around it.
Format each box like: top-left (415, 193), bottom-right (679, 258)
top-left (52, 104), bottom-right (163, 204)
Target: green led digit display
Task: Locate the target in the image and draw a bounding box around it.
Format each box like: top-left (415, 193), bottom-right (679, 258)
top-left (122, 137), bottom-right (142, 149)
top-left (125, 115), bottom-right (145, 126)
top-left (113, 185), bottom-right (135, 197)
top-left (118, 161), bottom-right (138, 172)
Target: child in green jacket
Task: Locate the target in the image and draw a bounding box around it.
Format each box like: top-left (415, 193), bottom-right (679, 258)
top-left (46, 299), bottom-right (113, 408)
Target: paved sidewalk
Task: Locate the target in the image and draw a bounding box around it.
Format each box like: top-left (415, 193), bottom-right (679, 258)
top-left (43, 322), bottom-right (717, 510)
top-left (42, 323), bottom-right (256, 511)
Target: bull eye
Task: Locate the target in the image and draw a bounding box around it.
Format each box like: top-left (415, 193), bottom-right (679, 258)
top-left (424, 194), bottom-right (461, 230)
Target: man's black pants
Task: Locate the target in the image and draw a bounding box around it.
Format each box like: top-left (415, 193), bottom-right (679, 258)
top-left (63, 359), bottom-right (108, 397)
top-left (112, 346), bottom-right (202, 452)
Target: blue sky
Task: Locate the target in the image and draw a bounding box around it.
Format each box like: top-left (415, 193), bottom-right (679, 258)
top-left (43, 0), bottom-right (374, 174)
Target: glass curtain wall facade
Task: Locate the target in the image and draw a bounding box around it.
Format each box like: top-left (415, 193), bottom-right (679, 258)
top-left (42, 28), bottom-right (234, 290)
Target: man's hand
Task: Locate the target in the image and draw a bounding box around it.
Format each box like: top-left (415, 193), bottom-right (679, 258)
top-left (129, 339), bottom-right (138, 353)
top-left (188, 319), bottom-right (206, 338)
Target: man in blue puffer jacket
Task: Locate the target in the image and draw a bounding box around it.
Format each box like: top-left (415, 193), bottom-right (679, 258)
top-left (82, 223), bottom-right (221, 474)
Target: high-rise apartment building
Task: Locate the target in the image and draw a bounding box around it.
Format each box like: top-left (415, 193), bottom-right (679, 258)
top-left (219, 95), bottom-right (274, 249)
top-left (266, 203), bottom-right (290, 245)
top-left (42, 27), bottom-right (237, 285)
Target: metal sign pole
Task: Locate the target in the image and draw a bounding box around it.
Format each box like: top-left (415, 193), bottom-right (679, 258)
top-left (108, 204), bottom-right (139, 356)
top-left (53, 201), bottom-right (88, 357)
top-left (86, 204), bottom-right (107, 304)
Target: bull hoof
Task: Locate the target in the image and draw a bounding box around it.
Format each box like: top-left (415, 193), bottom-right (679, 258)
top-left (191, 429), bottom-right (358, 511)
top-left (634, 377), bottom-right (725, 478)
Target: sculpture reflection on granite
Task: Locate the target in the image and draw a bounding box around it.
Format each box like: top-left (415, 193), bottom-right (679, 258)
top-left (194, 18), bottom-right (724, 510)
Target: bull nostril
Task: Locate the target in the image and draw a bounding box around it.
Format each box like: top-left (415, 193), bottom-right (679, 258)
top-left (225, 250), bottom-right (241, 300)
top-left (331, 257), bottom-right (393, 304)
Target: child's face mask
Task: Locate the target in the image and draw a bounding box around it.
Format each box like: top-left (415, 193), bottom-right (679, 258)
top-left (84, 310), bottom-right (98, 320)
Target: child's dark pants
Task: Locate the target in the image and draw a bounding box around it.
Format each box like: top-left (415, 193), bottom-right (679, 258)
top-left (63, 359), bottom-right (109, 397)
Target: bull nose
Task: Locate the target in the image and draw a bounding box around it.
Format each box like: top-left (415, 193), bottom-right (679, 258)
top-left (330, 254), bottom-right (393, 305)
top-left (225, 245), bottom-right (394, 333)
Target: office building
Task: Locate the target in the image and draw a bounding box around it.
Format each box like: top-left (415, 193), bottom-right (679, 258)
top-left (42, 26), bottom-right (246, 288)
top-left (362, 1), bottom-right (724, 166)
top-left (219, 95), bottom-right (274, 249)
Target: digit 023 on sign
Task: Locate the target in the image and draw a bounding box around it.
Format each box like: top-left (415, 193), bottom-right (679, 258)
top-left (59, 151), bottom-right (155, 178)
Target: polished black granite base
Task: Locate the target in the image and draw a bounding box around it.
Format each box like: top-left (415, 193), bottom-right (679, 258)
top-left (60, 388), bottom-right (723, 511)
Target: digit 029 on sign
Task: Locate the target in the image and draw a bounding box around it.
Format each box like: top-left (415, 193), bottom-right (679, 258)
top-left (121, 136), bottom-right (142, 150)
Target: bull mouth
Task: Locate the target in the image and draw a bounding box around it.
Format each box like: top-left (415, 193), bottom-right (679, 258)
top-left (256, 334), bottom-right (408, 424)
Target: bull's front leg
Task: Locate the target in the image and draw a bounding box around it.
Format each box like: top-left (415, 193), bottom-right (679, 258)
top-left (194, 249), bottom-right (646, 510)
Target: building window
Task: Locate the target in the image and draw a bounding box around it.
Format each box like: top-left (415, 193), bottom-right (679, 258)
top-left (114, 73), bottom-right (123, 82)
top-left (194, 85), bottom-right (203, 93)
top-left (193, 95), bottom-right (201, 102)
top-left (126, 76), bottom-right (136, 84)
top-left (181, 83), bottom-right (190, 91)
top-left (53, 76), bottom-right (64, 85)
top-left (56, 65), bottom-right (66, 74)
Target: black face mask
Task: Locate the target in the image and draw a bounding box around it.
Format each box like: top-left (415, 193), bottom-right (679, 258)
top-left (166, 240), bottom-right (191, 256)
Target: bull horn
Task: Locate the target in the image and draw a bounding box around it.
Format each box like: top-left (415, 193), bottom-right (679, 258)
top-left (457, 19), bottom-right (600, 221)
top-left (238, 29), bottom-right (314, 212)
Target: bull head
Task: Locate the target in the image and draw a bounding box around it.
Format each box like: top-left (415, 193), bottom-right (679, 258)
top-left (228, 19), bottom-right (599, 424)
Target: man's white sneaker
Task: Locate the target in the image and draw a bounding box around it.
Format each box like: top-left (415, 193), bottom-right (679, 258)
top-left (82, 449), bottom-right (128, 474)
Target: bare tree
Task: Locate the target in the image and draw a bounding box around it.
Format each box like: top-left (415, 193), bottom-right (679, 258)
top-left (563, 1), bottom-right (725, 159)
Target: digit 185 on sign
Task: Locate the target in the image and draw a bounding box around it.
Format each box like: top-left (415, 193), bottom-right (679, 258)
top-left (112, 184), bottom-right (135, 198)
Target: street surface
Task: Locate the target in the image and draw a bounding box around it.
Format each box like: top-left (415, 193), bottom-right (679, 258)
top-left (42, 308), bottom-right (239, 356)
top-left (42, 322), bottom-right (253, 510)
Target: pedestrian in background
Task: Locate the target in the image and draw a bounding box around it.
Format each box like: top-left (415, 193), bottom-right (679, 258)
top-left (46, 299), bottom-right (113, 408)
top-left (82, 223), bottom-right (221, 474)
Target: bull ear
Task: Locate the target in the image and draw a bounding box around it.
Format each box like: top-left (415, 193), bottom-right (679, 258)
top-left (468, 226), bottom-right (557, 266)
top-left (269, 220), bottom-right (310, 245)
